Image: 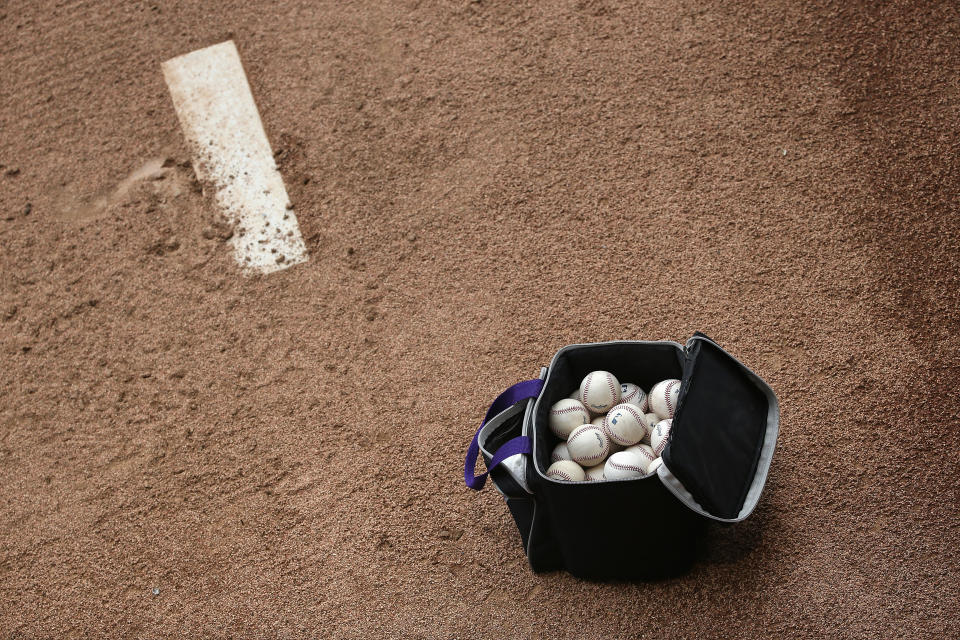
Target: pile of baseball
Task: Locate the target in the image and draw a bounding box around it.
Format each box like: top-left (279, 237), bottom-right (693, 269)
top-left (545, 371), bottom-right (681, 483)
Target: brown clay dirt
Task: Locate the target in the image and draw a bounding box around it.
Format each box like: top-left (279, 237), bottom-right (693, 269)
top-left (1, 1), bottom-right (959, 638)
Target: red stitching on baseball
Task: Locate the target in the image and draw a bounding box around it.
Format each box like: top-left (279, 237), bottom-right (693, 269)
top-left (549, 469), bottom-right (575, 482)
top-left (653, 424), bottom-right (671, 456)
top-left (619, 404), bottom-right (645, 427)
top-left (597, 434), bottom-right (610, 461)
top-left (623, 385), bottom-right (648, 412)
top-left (664, 380), bottom-right (679, 416)
top-left (606, 404), bottom-right (646, 445)
top-left (582, 375), bottom-right (592, 407)
top-left (638, 450), bottom-right (655, 464)
top-left (605, 373), bottom-right (617, 406)
top-left (603, 417), bottom-right (616, 443)
top-left (567, 426), bottom-right (608, 464)
top-left (551, 406), bottom-right (588, 415)
top-left (607, 459), bottom-right (646, 475)
top-left (566, 425), bottom-right (588, 445)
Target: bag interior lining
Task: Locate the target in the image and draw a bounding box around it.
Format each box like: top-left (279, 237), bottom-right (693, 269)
top-left (532, 341), bottom-right (685, 476)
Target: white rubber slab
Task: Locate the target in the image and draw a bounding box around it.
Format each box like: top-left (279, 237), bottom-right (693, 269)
top-left (162, 41), bottom-right (308, 274)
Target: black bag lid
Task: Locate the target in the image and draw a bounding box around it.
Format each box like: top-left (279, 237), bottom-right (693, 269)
top-left (659, 333), bottom-right (780, 522)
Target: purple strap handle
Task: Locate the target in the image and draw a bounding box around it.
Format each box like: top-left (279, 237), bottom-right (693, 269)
top-left (464, 378), bottom-right (545, 490)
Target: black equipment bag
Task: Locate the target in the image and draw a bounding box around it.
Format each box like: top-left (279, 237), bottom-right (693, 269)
top-left (464, 334), bottom-right (779, 579)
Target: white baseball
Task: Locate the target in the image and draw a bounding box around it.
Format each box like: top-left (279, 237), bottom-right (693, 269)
top-left (650, 418), bottom-right (673, 456)
top-left (548, 399), bottom-right (591, 439)
top-left (649, 379), bottom-right (681, 420)
top-left (643, 412), bottom-right (660, 435)
top-left (551, 442), bottom-right (572, 463)
top-left (648, 457), bottom-right (664, 474)
top-left (568, 389), bottom-right (580, 400)
top-left (625, 443), bottom-right (657, 471)
top-left (619, 383), bottom-right (648, 412)
top-left (592, 416), bottom-right (623, 452)
top-left (602, 403), bottom-right (647, 446)
top-left (603, 450), bottom-right (648, 480)
top-left (546, 460), bottom-right (585, 482)
top-left (579, 371), bottom-right (621, 415)
top-left (584, 463), bottom-right (606, 482)
top-left (566, 424), bottom-right (610, 467)
top-left (634, 413), bottom-right (656, 444)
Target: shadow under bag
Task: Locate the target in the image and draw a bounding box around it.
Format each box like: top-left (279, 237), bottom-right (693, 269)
top-left (464, 333), bottom-right (779, 580)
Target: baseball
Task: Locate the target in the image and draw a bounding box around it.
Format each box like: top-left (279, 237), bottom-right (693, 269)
top-left (566, 424), bottom-right (610, 467)
top-left (551, 442), bottom-right (572, 463)
top-left (548, 398), bottom-right (591, 439)
top-left (647, 457), bottom-right (664, 474)
top-left (619, 383), bottom-right (648, 412)
top-left (649, 379), bottom-right (681, 420)
top-left (584, 463), bottom-right (606, 482)
top-left (650, 418), bottom-right (673, 456)
top-left (603, 450), bottom-right (648, 480)
top-left (643, 412), bottom-right (660, 435)
top-left (546, 460), bottom-right (585, 483)
top-left (603, 403), bottom-right (647, 446)
top-left (579, 371), bottom-right (621, 415)
top-left (593, 416), bottom-right (623, 453)
top-left (625, 443), bottom-right (657, 471)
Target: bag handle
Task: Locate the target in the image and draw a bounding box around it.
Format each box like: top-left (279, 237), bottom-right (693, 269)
top-left (464, 378), bottom-right (545, 490)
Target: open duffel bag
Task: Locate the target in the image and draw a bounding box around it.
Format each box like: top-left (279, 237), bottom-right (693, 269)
top-left (464, 333), bottom-right (779, 579)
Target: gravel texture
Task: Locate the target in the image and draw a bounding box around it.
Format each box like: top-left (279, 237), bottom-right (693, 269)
top-left (1, 1), bottom-right (958, 637)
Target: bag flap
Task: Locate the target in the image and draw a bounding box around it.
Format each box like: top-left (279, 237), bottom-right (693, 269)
top-left (659, 333), bottom-right (779, 521)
